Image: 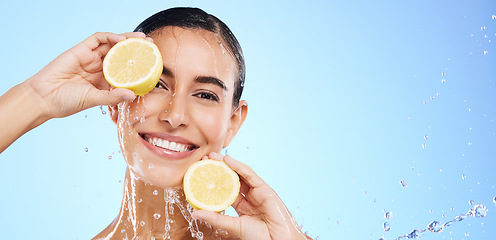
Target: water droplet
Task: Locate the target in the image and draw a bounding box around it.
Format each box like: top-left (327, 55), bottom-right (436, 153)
top-left (484, 50), bottom-right (488, 55)
top-left (454, 214), bottom-right (467, 222)
top-left (407, 229), bottom-right (423, 239)
top-left (441, 78), bottom-right (446, 83)
top-left (443, 220), bottom-right (452, 227)
top-left (450, 207), bottom-right (455, 211)
top-left (153, 190), bottom-right (158, 195)
top-left (492, 15), bottom-right (496, 20)
top-left (493, 196), bottom-right (496, 204)
top-left (472, 204), bottom-right (487, 217)
top-left (121, 229), bottom-right (126, 233)
top-left (108, 155), bottom-right (112, 160)
top-left (427, 221), bottom-right (443, 233)
top-left (424, 135), bottom-right (429, 140)
top-left (422, 143), bottom-right (426, 149)
top-left (137, 198), bottom-right (142, 203)
top-left (469, 200), bottom-right (475, 205)
top-left (465, 232), bottom-right (469, 237)
top-left (441, 72), bottom-right (446, 76)
top-left (84, 148), bottom-right (88, 152)
top-left (384, 210), bottom-right (393, 219)
top-left (383, 222), bottom-right (391, 232)
top-left (149, 163), bottom-right (154, 169)
top-left (442, 214), bottom-right (446, 218)
top-left (462, 174), bottom-right (467, 180)
top-left (140, 220), bottom-right (145, 226)
top-left (100, 105), bottom-right (107, 115)
top-left (154, 213), bottom-right (161, 219)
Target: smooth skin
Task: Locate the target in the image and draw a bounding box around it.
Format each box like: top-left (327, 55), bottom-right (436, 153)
top-left (0, 31), bottom-right (310, 239)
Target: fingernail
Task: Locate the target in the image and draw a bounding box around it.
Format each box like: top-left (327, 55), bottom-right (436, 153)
top-left (122, 94), bottom-right (136, 101)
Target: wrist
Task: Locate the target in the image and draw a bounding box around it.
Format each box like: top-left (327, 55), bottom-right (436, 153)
top-left (18, 81), bottom-right (52, 124)
top-left (0, 82), bottom-right (51, 146)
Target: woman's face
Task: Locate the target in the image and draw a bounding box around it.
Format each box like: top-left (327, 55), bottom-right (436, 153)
top-left (112, 27), bottom-right (247, 188)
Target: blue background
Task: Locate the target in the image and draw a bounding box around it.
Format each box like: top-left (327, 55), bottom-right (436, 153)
top-left (0, 0), bottom-right (495, 239)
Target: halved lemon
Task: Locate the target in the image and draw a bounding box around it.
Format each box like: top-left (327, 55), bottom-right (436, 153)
top-left (103, 38), bottom-right (163, 96)
top-left (183, 159), bottom-right (240, 212)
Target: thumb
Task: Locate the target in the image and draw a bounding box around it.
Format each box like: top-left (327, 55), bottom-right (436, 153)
top-left (192, 210), bottom-right (241, 236)
top-left (88, 88), bottom-right (136, 107)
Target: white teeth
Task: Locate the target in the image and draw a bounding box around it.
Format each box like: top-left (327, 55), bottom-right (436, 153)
top-left (147, 137), bottom-right (190, 152)
top-left (169, 142), bottom-right (177, 150)
top-left (162, 139), bottom-right (170, 149)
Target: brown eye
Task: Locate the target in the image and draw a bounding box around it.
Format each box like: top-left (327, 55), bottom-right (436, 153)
top-left (154, 80), bottom-right (168, 90)
top-left (194, 92), bottom-right (219, 102)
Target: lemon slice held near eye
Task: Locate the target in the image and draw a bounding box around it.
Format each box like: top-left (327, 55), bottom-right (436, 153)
top-left (183, 159), bottom-right (240, 212)
top-left (103, 37), bottom-right (163, 96)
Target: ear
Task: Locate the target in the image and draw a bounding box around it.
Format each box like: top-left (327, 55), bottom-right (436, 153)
top-left (108, 105), bottom-right (119, 124)
top-left (223, 100), bottom-right (248, 148)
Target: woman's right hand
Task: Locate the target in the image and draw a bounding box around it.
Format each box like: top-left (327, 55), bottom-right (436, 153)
top-left (0, 32), bottom-right (145, 153)
top-left (24, 32), bottom-right (145, 119)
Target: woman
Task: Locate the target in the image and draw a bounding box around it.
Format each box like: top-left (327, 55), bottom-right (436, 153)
top-left (0, 7), bottom-right (310, 240)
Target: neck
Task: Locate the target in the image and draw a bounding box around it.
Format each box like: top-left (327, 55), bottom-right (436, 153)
top-left (93, 167), bottom-right (227, 240)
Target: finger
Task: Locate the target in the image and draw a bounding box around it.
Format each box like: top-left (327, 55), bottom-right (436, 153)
top-left (120, 31), bottom-right (147, 38)
top-left (224, 155), bottom-right (266, 189)
top-left (192, 210), bottom-right (241, 237)
top-left (83, 32), bottom-right (127, 51)
top-left (86, 88), bottom-right (136, 108)
top-left (231, 192), bottom-right (256, 216)
top-left (207, 152), bottom-right (224, 161)
top-left (239, 179), bottom-right (251, 196)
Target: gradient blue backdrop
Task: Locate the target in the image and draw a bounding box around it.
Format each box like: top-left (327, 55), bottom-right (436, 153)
top-left (0, 0), bottom-right (495, 239)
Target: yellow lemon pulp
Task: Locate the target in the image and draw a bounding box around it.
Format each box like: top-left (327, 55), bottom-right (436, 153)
top-left (103, 38), bottom-right (163, 96)
top-left (183, 159), bottom-right (240, 212)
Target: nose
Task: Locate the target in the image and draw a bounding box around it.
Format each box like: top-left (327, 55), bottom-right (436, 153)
top-left (159, 94), bottom-right (190, 129)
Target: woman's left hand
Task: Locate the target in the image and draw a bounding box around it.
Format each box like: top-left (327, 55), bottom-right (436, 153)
top-left (192, 152), bottom-right (310, 240)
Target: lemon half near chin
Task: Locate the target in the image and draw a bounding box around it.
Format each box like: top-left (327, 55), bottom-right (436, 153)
top-left (103, 38), bottom-right (163, 96)
top-left (183, 159), bottom-right (241, 212)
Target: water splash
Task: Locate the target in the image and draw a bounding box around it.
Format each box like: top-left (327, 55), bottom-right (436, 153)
top-left (399, 180), bottom-right (408, 188)
top-left (383, 222), bottom-right (391, 232)
top-left (427, 221), bottom-right (443, 233)
top-left (388, 204), bottom-right (487, 240)
top-left (100, 105), bottom-right (107, 115)
top-left (384, 210), bottom-right (393, 219)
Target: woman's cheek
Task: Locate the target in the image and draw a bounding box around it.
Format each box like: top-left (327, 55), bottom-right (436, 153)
top-left (194, 107), bottom-right (229, 145)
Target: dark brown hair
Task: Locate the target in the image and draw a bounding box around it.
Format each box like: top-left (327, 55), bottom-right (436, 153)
top-left (134, 7), bottom-right (245, 108)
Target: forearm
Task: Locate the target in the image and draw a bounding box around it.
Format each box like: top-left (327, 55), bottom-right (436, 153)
top-left (0, 82), bottom-right (50, 153)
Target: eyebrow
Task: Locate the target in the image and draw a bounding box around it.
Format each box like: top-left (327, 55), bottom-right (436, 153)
top-left (162, 67), bottom-right (227, 91)
top-left (195, 76), bottom-right (227, 91)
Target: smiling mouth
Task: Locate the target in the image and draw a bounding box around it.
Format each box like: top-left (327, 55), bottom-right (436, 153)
top-left (140, 134), bottom-right (198, 153)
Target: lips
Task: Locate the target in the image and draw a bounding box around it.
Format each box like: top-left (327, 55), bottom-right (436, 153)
top-left (139, 133), bottom-right (199, 159)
